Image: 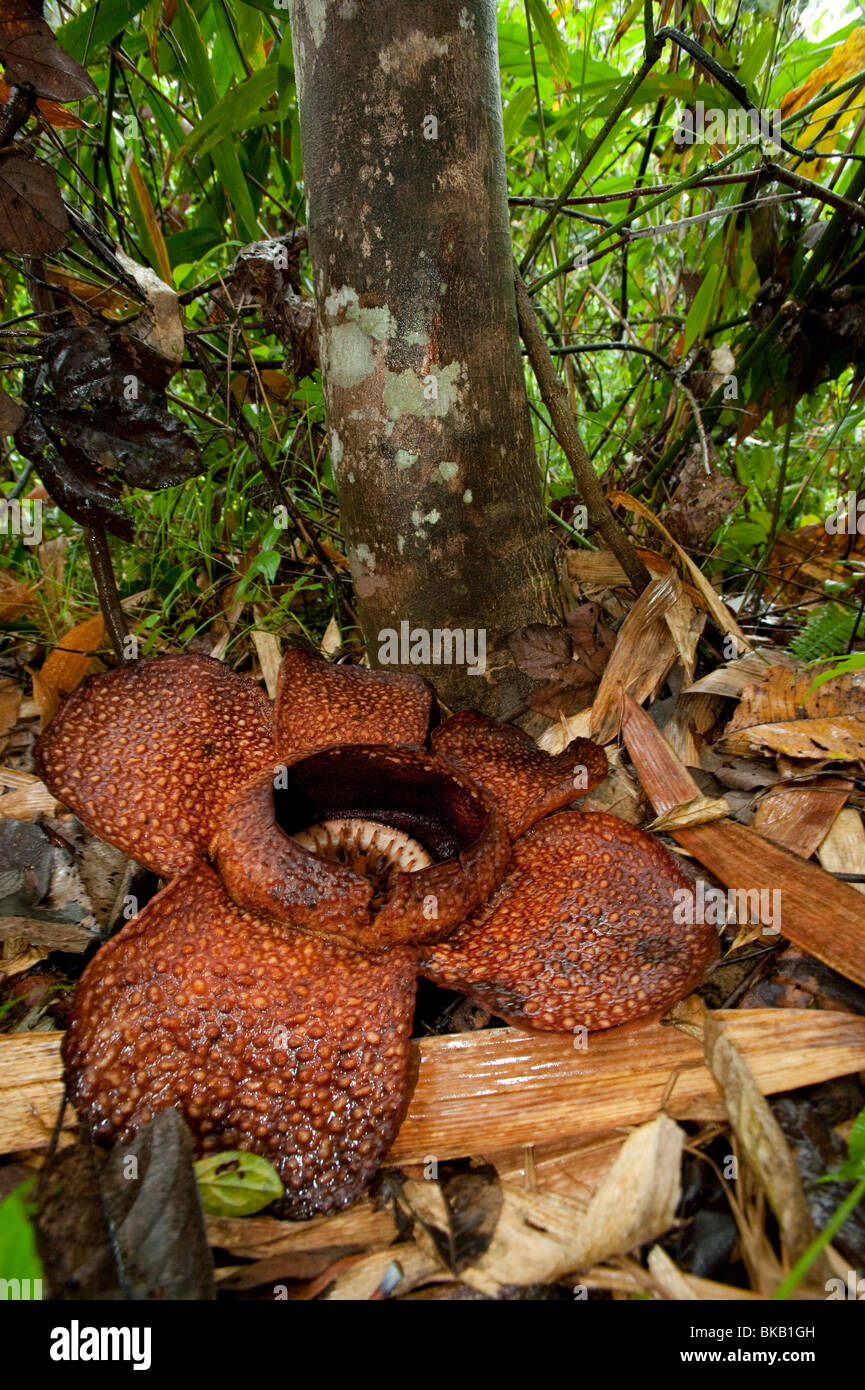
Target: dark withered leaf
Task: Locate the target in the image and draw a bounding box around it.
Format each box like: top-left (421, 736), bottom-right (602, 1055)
top-left (0, 384), bottom-right (25, 435)
top-left (526, 606), bottom-right (616, 719)
top-left (15, 322), bottom-right (200, 534)
top-left (508, 623), bottom-right (573, 682)
top-left (212, 235), bottom-right (319, 379)
top-left (101, 1110), bottom-right (216, 1300)
top-left (0, 0), bottom-right (96, 102)
top-left (36, 1112), bottom-right (215, 1300)
top-left (35, 1142), bottom-right (124, 1299)
top-left (661, 449), bottom-right (745, 550)
top-left (16, 415), bottom-right (133, 538)
top-left (396, 1159), bottom-right (502, 1275)
top-left (280, 290), bottom-right (319, 382)
top-left (0, 153), bottom-right (68, 254)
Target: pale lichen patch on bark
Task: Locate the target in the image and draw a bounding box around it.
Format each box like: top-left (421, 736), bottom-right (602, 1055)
top-left (305, 0), bottom-right (328, 48)
top-left (378, 32), bottom-right (449, 81)
top-left (382, 361), bottom-right (462, 420)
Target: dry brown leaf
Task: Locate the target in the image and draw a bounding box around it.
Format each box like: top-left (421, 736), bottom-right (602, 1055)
top-left (322, 1245), bottom-right (443, 1300)
top-left (719, 666), bottom-right (865, 763)
top-left (0, 915), bottom-right (95, 953)
top-left (621, 691), bottom-right (865, 988)
top-left (459, 1115), bottom-right (684, 1295)
top-left (251, 615), bottom-right (281, 700)
top-left (579, 745), bottom-right (644, 824)
top-left (662, 581), bottom-right (705, 683)
top-left (0, 153), bottom-right (68, 255)
top-left (0, 570), bottom-right (36, 622)
top-left (1, 940), bottom-right (48, 978)
top-left (609, 490), bottom-right (751, 652)
top-left (589, 572), bottom-right (680, 742)
top-left (0, 76), bottom-right (93, 129)
top-left (818, 807), bottom-right (865, 895)
top-left (43, 268), bottom-right (136, 322)
top-left (647, 1244), bottom-right (699, 1300)
top-left (752, 778), bottom-right (852, 858)
top-left (320, 615), bottom-right (342, 658)
top-left (765, 523), bottom-right (865, 605)
top-left (0, 773), bottom-right (59, 819)
top-left (663, 691), bottom-right (726, 766)
top-left (566, 546), bottom-right (669, 589)
top-left (0, 679), bottom-right (21, 753)
top-left (685, 649), bottom-right (790, 698)
top-left (206, 1201), bottom-right (398, 1262)
top-left (701, 1009), bottom-right (825, 1278)
top-left (0, 383), bottom-right (25, 435)
top-left (537, 706), bottom-right (593, 755)
top-left (647, 793), bottom-right (730, 832)
top-left (32, 613), bottom-right (105, 724)
top-left (114, 246), bottom-right (183, 366)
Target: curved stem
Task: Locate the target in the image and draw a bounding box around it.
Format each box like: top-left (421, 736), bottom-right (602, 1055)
top-left (85, 525), bottom-right (130, 664)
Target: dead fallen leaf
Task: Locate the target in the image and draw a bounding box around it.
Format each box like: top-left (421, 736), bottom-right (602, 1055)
top-left (0, 769), bottom-right (59, 819)
top-left (701, 1007), bottom-right (826, 1280)
top-left (0, 570), bottom-right (36, 623)
top-left (0, 679), bottom-right (21, 754)
top-left (31, 613), bottom-right (105, 725)
top-left (251, 619), bottom-right (282, 701)
top-left (589, 571), bottom-right (681, 742)
top-left (459, 1115), bottom-right (685, 1295)
top-left (0, 152), bottom-right (68, 254)
top-left (621, 690), bottom-right (865, 988)
top-left (0, 0), bottom-right (96, 102)
top-left (610, 490), bottom-right (751, 652)
top-left (114, 246), bottom-right (183, 366)
top-left (0, 383), bottom-right (25, 435)
top-left (818, 807), bottom-right (865, 894)
top-left (719, 665), bottom-right (865, 763)
top-left (661, 450), bottom-right (746, 549)
top-left (752, 778), bottom-right (852, 858)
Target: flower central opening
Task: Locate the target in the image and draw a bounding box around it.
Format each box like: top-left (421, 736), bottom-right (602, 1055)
top-left (293, 819), bottom-right (433, 909)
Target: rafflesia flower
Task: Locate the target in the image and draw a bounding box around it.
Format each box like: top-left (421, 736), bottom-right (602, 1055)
top-left (36, 650), bottom-right (716, 1216)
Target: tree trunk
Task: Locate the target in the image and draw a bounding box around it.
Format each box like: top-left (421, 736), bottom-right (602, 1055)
top-left (289, 0), bottom-right (563, 714)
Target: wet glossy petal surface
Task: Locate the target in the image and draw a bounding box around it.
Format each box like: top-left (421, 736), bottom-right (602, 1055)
top-left (63, 862), bottom-right (418, 1217)
top-left (275, 648), bottom-right (432, 754)
top-left (421, 811), bottom-right (717, 1032)
top-left (431, 710), bottom-right (608, 838)
top-left (36, 655), bottom-right (275, 877)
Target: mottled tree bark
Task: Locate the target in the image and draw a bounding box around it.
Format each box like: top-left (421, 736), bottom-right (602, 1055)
top-left (289, 0), bottom-right (563, 713)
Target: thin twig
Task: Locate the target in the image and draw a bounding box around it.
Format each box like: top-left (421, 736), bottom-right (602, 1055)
top-left (185, 336), bottom-right (341, 587)
top-left (85, 525), bottom-right (131, 663)
top-left (514, 265), bottom-right (650, 593)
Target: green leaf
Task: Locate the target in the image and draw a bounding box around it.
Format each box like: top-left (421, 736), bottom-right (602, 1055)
top-left (195, 1151), bottom-right (284, 1216)
top-left (503, 86), bottom-right (536, 147)
top-left (526, 0), bottom-right (570, 84)
top-left (807, 652), bottom-right (865, 695)
top-left (58, 0), bottom-right (152, 62)
top-left (738, 21), bottom-right (775, 90)
top-left (848, 1102), bottom-right (865, 1167)
top-left (683, 263), bottom-right (722, 353)
top-left (176, 66), bottom-right (279, 162)
top-left (0, 1179), bottom-right (44, 1291)
top-left (172, 0), bottom-right (260, 242)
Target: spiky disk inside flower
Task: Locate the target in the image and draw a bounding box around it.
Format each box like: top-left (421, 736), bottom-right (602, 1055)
top-left (214, 745), bottom-right (512, 949)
